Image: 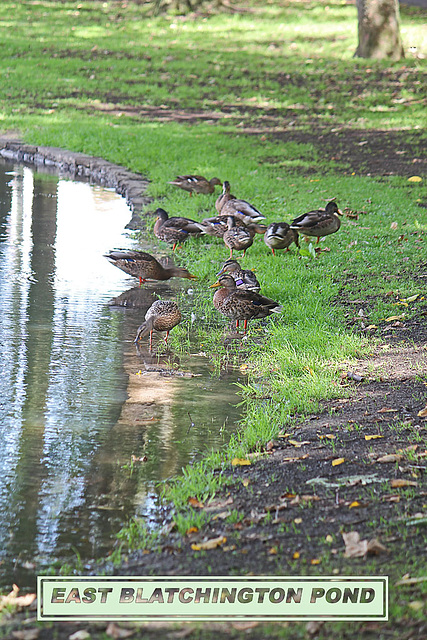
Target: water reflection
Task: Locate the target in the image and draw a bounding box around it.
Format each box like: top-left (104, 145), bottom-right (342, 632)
top-left (0, 162), bottom-right (242, 590)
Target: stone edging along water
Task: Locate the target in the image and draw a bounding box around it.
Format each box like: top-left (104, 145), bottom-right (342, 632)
top-left (0, 138), bottom-right (150, 230)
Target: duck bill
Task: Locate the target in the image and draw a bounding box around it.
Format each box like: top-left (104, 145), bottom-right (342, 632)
top-left (209, 281), bottom-right (221, 288)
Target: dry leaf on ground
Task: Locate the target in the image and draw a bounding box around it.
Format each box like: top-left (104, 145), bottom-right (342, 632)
top-left (395, 576), bottom-right (427, 586)
top-left (332, 457), bottom-right (345, 466)
top-left (306, 621), bottom-right (325, 636)
top-left (390, 479), bottom-right (418, 488)
top-left (231, 458), bottom-right (251, 466)
top-left (69, 632), bottom-right (91, 640)
top-left (376, 454), bottom-right (403, 463)
top-left (191, 536), bottom-right (227, 551)
top-left (187, 497), bottom-right (204, 508)
top-left (343, 531), bottom-right (387, 558)
top-left (106, 623), bottom-right (135, 638)
top-left (12, 631), bottom-right (40, 640)
top-left (203, 497), bottom-right (233, 512)
top-left (282, 454), bottom-right (309, 463)
top-left (417, 405), bottom-right (427, 418)
top-left (0, 584), bottom-right (36, 612)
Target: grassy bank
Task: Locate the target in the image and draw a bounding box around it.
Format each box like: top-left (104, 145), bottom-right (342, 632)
top-left (1, 1), bottom-right (427, 636)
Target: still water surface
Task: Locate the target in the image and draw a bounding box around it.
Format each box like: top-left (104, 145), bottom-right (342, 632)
top-left (0, 162), bottom-right (242, 589)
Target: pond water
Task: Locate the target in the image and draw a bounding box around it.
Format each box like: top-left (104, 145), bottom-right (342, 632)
top-left (0, 162), bottom-right (243, 590)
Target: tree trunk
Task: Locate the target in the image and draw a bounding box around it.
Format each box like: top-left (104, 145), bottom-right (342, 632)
top-left (355, 0), bottom-right (404, 60)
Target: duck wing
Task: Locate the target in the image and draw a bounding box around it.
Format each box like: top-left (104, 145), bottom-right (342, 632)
top-left (290, 210), bottom-right (327, 230)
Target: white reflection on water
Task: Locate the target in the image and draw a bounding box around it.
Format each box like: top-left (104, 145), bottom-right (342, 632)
top-left (0, 164), bottom-right (135, 572)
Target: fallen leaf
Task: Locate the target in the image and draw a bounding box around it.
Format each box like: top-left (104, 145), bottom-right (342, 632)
top-left (349, 501), bottom-right (361, 508)
top-left (402, 294), bottom-right (420, 303)
top-left (390, 479), bottom-right (418, 488)
top-left (343, 531), bottom-right (387, 558)
top-left (282, 454), bottom-right (309, 463)
top-left (343, 531), bottom-right (367, 557)
top-left (325, 534), bottom-right (334, 543)
top-left (376, 454), bottom-right (403, 463)
top-left (294, 517), bottom-right (303, 524)
top-left (378, 407), bottom-right (398, 413)
top-left (268, 546), bottom-right (278, 555)
top-left (288, 440), bottom-right (310, 447)
top-left (242, 478), bottom-right (250, 487)
top-left (408, 601), bottom-right (424, 611)
top-left (383, 494), bottom-right (400, 502)
top-left (191, 536), bottom-right (227, 551)
top-left (203, 497), bottom-right (233, 511)
top-left (395, 576), bottom-right (427, 586)
top-left (408, 176), bottom-right (422, 182)
top-left (12, 631), bottom-right (40, 640)
top-left (306, 621), bottom-right (324, 636)
top-left (186, 527), bottom-right (199, 535)
top-left (332, 458), bottom-right (345, 466)
top-left (293, 551), bottom-right (300, 559)
top-left (231, 458), bottom-right (251, 466)
top-left (367, 538), bottom-right (388, 555)
top-left (232, 622), bottom-right (259, 631)
top-left (188, 497), bottom-right (204, 508)
top-left (105, 623), bottom-right (135, 639)
top-left (365, 435), bottom-right (384, 440)
top-left (384, 315), bottom-right (405, 322)
top-left (397, 444), bottom-right (418, 453)
top-left (417, 405), bottom-right (427, 418)
top-left (212, 511), bottom-right (231, 520)
top-left (390, 221), bottom-right (398, 230)
top-left (311, 558), bottom-right (321, 565)
top-left (69, 632), bottom-right (91, 640)
top-left (0, 585), bottom-right (36, 612)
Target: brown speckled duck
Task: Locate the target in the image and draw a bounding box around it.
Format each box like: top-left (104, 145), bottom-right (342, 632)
top-left (263, 222), bottom-right (300, 256)
top-left (169, 175), bottom-right (222, 196)
top-left (153, 208), bottom-right (206, 251)
top-left (215, 180), bottom-right (236, 213)
top-left (104, 250), bottom-right (196, 286)
top-left (217, 259), bottom-right (260, 293)
top-left (134, 300), bottom-right (182, 349)
top-left (222, 216), bottom-right (253, 258)
top-left (201, 213), bottom-right (255, 238)
top-left (210, 274), bottom-right (282, 333)
top-left (290, 201), bottom-right (342, 243)
top-left (216, 181), bottom-right (265, 221)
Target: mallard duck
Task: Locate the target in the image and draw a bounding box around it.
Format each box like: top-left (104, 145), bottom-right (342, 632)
top-left (222, 216), bottom-right (253, 258)
top-left (215, 180), bottom-right (236, 213)
top-left (104, 250), bottom-right (196, 286)
top-left (169, 175), bottom-right (222, 196)
top-left (216, 180), bottom-right (265, 221)
top-left (134, 300), bottom-right (182, 349)
top-left (290, 201), bottom-right (342, 243)
top-left (217, 259), bottom-right (260, 293)
top-left (210, 274), bottom-right (282, 333)
top-left (201, 213), bottom-right (255, 238)
top-left (221, 197), bottom-right (265, 222)
top-left (263, 222), bottom-right (300, 256)
top-left (153, 208), bottom-right (206, 251)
